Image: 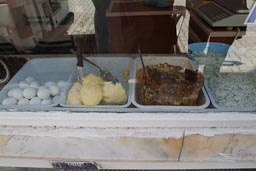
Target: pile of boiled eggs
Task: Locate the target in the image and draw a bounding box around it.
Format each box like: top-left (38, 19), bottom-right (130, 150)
top-left (2, 76), bottom-right (67, 105)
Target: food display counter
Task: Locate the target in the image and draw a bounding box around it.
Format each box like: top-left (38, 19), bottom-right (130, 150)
top-left (0, 54), bottom-right (256, 170)
top-left (1, 0), bottom-right (256, 170)
top-left (0, 111), bottom-right (256, 169)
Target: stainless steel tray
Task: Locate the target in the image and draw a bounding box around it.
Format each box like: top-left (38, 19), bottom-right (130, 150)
top-left (60, 57), bottom-right (134, 108)
top-left (0, 58), bottom-right (76, 110)
top-left (205, 78), bottom-right (256, 112)
top-left (131, 56), bottom-right (210, 111)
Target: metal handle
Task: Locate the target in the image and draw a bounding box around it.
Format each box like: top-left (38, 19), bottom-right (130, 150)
top-left (138, 48), bottom-right (146, 71)
top-left (75, 36), bottom-right (84, 67)
top-left (83, 57), bottom-right (101, 71)
top-left (138, 48), bottom-right (148, 85)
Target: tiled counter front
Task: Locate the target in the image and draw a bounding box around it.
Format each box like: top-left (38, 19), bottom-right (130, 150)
top-left (181, 132), bottom-right (256, 162)
top-left (1, 126), bottom-right (256, 168)
top-left (2, 128), bottom-right (256, 162)
top-left (1, 111), bottom-right (256, 169)
top-left (0, 134), bottom-right (183, 162)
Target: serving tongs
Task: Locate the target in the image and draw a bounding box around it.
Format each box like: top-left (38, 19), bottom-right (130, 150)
top-left (83, 57), bottom-right (119, 84)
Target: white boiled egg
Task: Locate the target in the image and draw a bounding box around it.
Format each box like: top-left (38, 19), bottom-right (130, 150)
top-left (37, 88), bottom-right (51, 99)
top-left (19, 81), bottom-right (30, 89)
top-left (48, 85), bottom-right (60, 96)
top-left (23, 87), bottom-right (37, 99)
top-left (30, 80), bottom-right (40, 88)
top-left (41, 98), bottom-right (52, 105)
top-left (45, 81), bottom-right (56, 87)
top-left (7, 88), bottom-right (16, 97)
top-left (52, 95), bottom-right (60, 103)
top-left (29, 97), bottom-right (41, 105)
top-left (57, 80), bottom-right (67, 89)
top-left (25, 76), bottom-right (35, 83)
top-left (2, 97), bottom-right (17, 105)
top-left (38, 85), bottom-right (48, 90)
top-left (18, 98), bottom-right (29, 105)
top-left (12, 88), bottom-right (24, 100)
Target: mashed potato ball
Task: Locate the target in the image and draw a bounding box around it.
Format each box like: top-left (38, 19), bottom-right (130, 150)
top-left (82, 74), bottom-right (103, 86)
top-left (102, 82), bottom-right (127, 105)
top-left (66, 82), bottom-right (83, 105)
top-left (80, 84), bottom-right (103, 106)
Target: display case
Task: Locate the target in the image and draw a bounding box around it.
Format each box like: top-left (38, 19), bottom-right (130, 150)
top-left (0, 0), bottom-right (256, 170)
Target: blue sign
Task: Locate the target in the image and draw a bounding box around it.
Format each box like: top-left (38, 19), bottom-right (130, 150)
top-left (245, 3), bottom-right (256, 24)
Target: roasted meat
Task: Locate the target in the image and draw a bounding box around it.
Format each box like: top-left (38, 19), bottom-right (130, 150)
top-left (136, 63), bottom-right (204, 105)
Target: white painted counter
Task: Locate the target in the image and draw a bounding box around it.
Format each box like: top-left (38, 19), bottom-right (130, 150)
top-left (0, 111), bottom-right (256, 169)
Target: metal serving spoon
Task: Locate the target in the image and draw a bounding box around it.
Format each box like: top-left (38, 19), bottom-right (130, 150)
top-left (83, 57), bottom-right (118, 84)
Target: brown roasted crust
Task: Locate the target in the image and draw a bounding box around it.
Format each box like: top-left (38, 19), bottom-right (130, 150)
top-left (136, 63), bottom-right (204, 105)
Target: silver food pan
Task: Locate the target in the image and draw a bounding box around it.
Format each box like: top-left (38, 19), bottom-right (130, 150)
top-left (132, 56), bottom-right (210, 111)
top-left (60, 57), bottom-right (134, 109)
top-left (0, 58), bottom-right (76, 110)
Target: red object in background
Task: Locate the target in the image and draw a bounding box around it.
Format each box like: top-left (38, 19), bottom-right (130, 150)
top-left (107, 0), bottom-right (179, 54)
